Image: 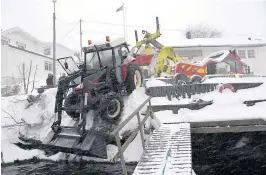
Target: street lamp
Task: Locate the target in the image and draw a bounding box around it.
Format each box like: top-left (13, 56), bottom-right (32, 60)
top-left (52, 0), bottom-right (57, 85)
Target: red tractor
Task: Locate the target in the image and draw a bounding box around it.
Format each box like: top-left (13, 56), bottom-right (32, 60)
top-left (21, 37), bottom-right (149, 158)
top-left (173, 50), bottom-right (251, 84)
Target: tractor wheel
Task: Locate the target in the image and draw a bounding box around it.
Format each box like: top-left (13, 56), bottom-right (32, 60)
top-left (99, 92), bottom-right (124, 122)
top-left (64, 92), bottom-right (81, 121)
top-left (125, 64), bottom-right (143, 93)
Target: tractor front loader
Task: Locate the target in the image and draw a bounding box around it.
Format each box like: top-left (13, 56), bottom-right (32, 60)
top-left (16, 38), bottom-right (144, 159)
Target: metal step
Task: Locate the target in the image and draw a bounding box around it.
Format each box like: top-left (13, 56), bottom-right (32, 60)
top-left (133, 123), bottom-right (192, 175)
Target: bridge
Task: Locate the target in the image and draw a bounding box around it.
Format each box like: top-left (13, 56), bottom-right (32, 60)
top-left (110, 81), bottom-right (266, 175)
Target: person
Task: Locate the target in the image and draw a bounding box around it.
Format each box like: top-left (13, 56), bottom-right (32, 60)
top-left (46, 73), bottom-right (54, 86)
top-left (59, 73), bottom-right (67, 81)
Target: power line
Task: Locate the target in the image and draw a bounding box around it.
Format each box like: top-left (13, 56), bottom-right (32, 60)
top-left (81, 19), bottom-right (185, 32)
top-left (56, 18), bottom-right (184, 32)
top-left (59, 21), bottom-right (80, 42)
top-left (82, 30), bottom-right (124, 36)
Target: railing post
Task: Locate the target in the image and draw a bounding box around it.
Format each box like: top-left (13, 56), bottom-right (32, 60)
top-left (137, 112), bottom-right (146, 151)
top-left (115, 135), bottom-right (128, 175)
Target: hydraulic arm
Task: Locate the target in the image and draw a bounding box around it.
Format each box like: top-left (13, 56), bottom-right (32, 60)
top-left (134, 17), bottom-right (183, 77)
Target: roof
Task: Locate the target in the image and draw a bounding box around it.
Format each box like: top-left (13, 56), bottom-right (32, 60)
top-left (1, 27), bottom-right (40, 43)
top-left (166, 37), bottom-right (266, 48)
top-left (41, 42), bottom-right (75, 53)
top-left (2, 27), bottom-right (75, 53)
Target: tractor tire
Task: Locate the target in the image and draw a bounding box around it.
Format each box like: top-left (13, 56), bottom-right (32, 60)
top-left (125, 64), bottom-right (143, 93)
top-left (98, 92), bottom-right (124, 123)
top-left (64, 92), bottom-right (81, 120)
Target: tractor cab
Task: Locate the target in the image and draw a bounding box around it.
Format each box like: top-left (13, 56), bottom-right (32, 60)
top-left (82, 37), bottom-right (130, 83)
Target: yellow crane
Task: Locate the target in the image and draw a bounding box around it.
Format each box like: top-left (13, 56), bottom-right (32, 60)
top-left (134, 17), bottom-right (183, 77)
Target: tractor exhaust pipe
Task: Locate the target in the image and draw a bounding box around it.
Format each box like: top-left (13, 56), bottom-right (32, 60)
top-left (156, 16), bottom-right (160, 31)
top-left (135, 30), bottom-right (139, 42)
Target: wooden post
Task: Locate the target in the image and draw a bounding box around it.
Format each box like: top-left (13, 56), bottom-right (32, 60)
top-left (137, 112), bottom-right (146, 150)
top-left (115, 135), bottom-right (128, 175)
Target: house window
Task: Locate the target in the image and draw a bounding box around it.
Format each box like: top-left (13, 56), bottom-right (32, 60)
top-left (44, 47), bottom-right (51, 56)
top-left (247, 50), bottom-right (255, 58)
top-left (49, 63), bottom-right (53, 71)
top-left (45, 61), bottom-right (53, 71)
top-left (16, 41), bottom-right (26, 49)
top-left (1, 37), bottom-right (10, 45)
top-left (237, 50), bottom-right (246, 59)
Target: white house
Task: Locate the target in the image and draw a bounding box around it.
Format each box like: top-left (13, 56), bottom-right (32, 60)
top-left (1, 27), bottom-right (77, 86)
top-left (169, 37), bottom-right (266, 75)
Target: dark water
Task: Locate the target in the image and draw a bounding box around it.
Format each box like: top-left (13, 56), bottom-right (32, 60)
top-left (2, 132), bottom-right (266, 175)
top-left (192, 131), bottom-right (266, 175)
top-left (2, 160), bottom-right (137, 175)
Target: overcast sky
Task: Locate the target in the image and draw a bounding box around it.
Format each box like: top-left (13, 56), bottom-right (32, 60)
top-left (1, 0), bottom-right (266, 51)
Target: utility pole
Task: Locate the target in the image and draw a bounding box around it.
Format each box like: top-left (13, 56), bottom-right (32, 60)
top-left (80, 19), bottom-right (83, 60)
top-left (52, 0), bottom-right (57, 85)
top-left (122, 4), bottom-right (127, 41)
top-left (116, 3), bottom-right (127, 41)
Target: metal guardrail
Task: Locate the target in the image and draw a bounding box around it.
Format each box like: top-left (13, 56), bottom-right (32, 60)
top-left (146, 83), bottom-right (217, 99)
top-left (110, 96), bottom-right (153, 175)
top-left (145, 82), bottom-right (263, 99)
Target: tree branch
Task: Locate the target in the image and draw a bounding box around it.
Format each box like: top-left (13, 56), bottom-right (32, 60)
top-left (1, 108), bottom-right (19, 124)
top-left (31, 65), bottom-right (38, 93)
top-left (26, 60), bottom-right (32, 94)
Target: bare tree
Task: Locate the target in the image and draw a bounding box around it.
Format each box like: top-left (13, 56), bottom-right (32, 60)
top-left (31, 65), bottom-right (38, 93)
top-left (25, 60), bottom-right (32, 93)
top-left (17, 61), bottom-right (38, 94)
top-left (185, 23), bottom-right (222, 39)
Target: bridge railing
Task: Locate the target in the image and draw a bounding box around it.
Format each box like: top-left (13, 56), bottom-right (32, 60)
top-left (146, 83), bottom-right (218, 99)
top-left (110, 96), bottom-right (153, 175)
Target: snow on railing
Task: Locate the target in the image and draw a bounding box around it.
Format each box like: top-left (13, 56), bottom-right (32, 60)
top-left (110, 96), bottom-right (153, 175)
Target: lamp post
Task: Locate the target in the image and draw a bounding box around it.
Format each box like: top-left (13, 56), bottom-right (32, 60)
top-left (52, 0), bottom-right (57, 85)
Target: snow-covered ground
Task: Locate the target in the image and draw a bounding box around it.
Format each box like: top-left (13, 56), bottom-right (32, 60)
top-left (154, 78), bottom-right (266, 123)
top-left (1, 77), bottom-right (266, 164)
top-left (202, 75), bottom-right (266, 84)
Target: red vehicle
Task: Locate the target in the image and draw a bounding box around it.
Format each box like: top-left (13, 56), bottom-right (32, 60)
top-left (173, 50), bottom-right (251, 84)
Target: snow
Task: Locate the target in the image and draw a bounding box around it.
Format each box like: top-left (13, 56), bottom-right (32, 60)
top-left (196, 50), bottom-right (230, 66)
top-left (202, 75), bottom-right (266, 84)
top-left (2, 76), bottom-right (266, 166)
top-left (154, 79), bottom-right (266, 124)
top-left (145, 78), bottom-right (172, 88)
top-left (164, 37), bottom-right (266, 47)
top-left (1, 87), bottom-right (150, 163)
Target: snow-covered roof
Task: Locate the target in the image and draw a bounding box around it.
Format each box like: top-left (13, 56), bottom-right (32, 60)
top-left (2, 27), bottom-right (75, 53)
top-left (168, 37), bottom-right (266, 48)
top-left (2, 27), bottom-right (40, 42)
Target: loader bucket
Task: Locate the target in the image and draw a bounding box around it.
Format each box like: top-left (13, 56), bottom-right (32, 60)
top-left (16, 127), bottom-right (108, 159)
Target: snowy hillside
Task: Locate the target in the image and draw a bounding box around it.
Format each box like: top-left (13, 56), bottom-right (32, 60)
top-left (1, 78), bottom-right (266, 164)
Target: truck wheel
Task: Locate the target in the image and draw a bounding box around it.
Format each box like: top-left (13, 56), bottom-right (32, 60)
top-left (173, 73), bottom-right (189, 85)
top-left (125, 64), bottom-right (143, 93)
top-left (191, 76), bottom-right (202, 84)
top-left (99, 92), bottom-right (124, 122)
